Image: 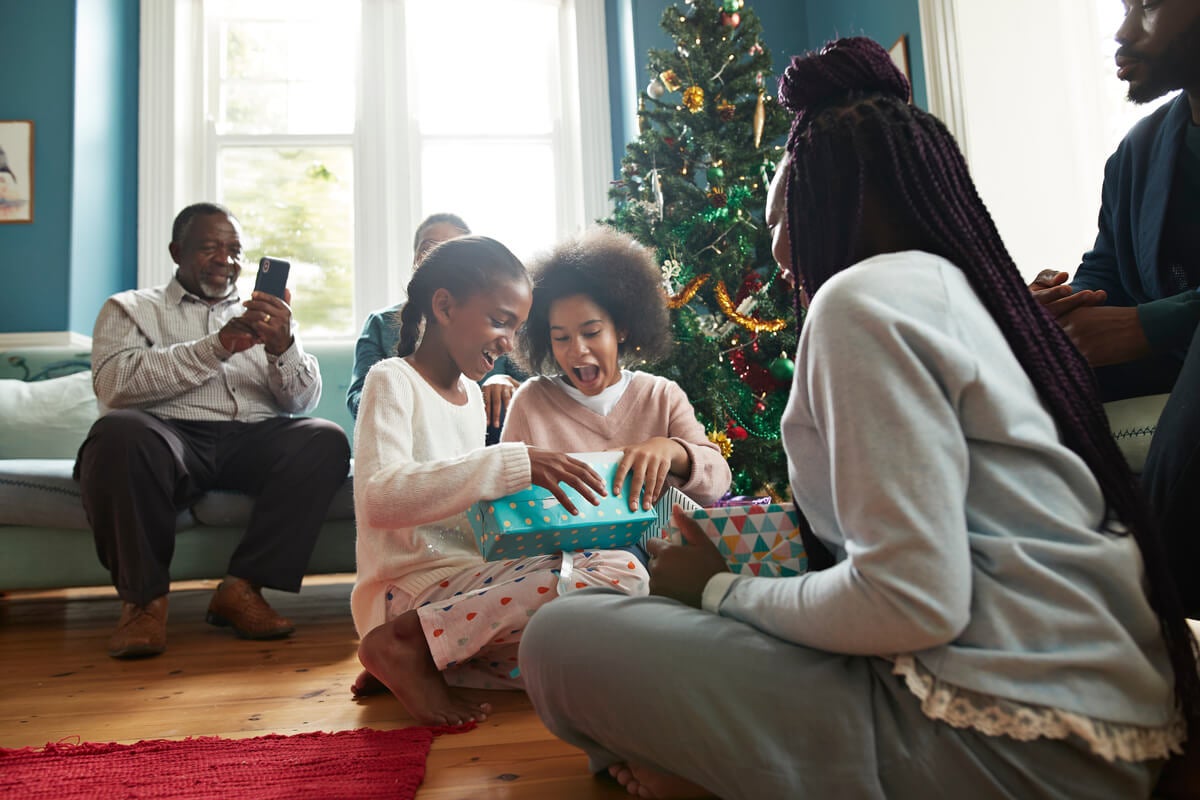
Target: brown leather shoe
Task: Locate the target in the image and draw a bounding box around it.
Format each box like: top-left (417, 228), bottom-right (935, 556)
top-left (206, 577), bottom-right (294, 640)
top-left (108, 595), bottom-right (168, 659)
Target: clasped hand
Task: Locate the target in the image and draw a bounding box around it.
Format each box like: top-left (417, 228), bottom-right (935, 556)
top-left (219, 289), bottom-right (295, 356)
top-left (1028, 270), bottom-right (1148, 366)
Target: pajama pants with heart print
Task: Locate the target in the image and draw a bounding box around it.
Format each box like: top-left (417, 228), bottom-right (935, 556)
top-left (385, 549), bottom-right (649, 690)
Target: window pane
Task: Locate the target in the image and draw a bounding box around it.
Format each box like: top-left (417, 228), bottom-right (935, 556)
top-left (408, 0), bottom-right (559, 136)
top-left (421, 139), bottom-right (559, 263)
top-left (213, 3), bottom-right (357, 135)
top-left (219, 146), bottom-right (355, 337)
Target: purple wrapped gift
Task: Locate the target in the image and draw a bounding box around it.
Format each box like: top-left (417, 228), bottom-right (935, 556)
top-left (712, 493), bottom-right (772, 508)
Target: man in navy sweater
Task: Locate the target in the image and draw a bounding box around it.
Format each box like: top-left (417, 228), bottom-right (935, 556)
top-left (1033, 0), bottom-right (1200, 613)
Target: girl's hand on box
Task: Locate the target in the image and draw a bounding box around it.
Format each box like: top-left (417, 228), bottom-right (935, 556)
top-left (614, 437), bottom-right (689, 511)
top-left (528, 447), bottom-right (605, 516)
top-left (645, 506), bottom-right (729, 608)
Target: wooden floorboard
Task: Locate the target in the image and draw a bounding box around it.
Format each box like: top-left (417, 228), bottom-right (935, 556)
top-left (0, 575), bottom-right (626, 799)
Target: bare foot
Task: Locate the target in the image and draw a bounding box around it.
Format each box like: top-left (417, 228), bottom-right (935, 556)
top-left (607, 762), bottom-right (713, 799)
top-left (350, 669), bottom-right (387, 697)
top-left (357, 611), bottom-right (492, 726)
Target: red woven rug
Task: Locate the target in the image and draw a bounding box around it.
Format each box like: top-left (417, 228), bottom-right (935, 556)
top-left (0, 724), bottom-right (472, 800)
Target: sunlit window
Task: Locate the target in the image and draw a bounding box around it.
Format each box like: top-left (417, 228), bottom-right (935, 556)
top-left (206, 0), bottom-right (358, 337)
top-left (141, 0), bottom-right (609, 338)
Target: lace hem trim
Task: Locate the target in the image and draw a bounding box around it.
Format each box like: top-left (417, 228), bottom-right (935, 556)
top-left (891, 655), bottom-right (1185, 763)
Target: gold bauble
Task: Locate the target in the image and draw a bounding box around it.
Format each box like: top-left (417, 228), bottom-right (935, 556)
top-left (683, 85), bottom-right (705, 113)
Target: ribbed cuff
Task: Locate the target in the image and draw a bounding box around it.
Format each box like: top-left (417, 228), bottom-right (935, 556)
top-left (701, 572), bottom-right (740, 613)
top-left (499, 443), bottom-right (533, 494)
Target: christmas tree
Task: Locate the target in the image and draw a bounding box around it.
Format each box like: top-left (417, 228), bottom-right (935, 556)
top-left (607, 0), bottom-right (795, 497)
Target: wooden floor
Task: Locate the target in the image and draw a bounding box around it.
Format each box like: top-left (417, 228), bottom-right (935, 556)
top-left (0, 575), bottom-right (627, 799)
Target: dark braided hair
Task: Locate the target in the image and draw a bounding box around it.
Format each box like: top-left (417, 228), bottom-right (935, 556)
top-left (394, 235), bottom-right (528, 358)
top-left (778, 37), bottom-right (1199, 723)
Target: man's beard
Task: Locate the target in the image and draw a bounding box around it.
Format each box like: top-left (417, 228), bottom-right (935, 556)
top-left (1125, 14), bottom-right (1200, 103)
top-left (198, 279), bottom-right (236, 300)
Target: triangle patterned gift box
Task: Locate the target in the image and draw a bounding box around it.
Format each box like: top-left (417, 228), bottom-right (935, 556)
top-left (684, 502), bottom-right (808, 577)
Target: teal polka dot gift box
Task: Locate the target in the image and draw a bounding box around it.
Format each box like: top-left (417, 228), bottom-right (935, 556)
top-left (468, 454), bottom-right (658, 561)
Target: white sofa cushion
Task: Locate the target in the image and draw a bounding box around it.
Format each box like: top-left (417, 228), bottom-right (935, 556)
top-left (0, 371), bottom-right (99, 459)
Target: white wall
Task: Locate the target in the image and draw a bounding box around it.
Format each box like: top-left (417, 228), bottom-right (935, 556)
top-left (951, 1), bottom-right (1111, 281)
top-left (945, 0), bottom-right (1173, 282)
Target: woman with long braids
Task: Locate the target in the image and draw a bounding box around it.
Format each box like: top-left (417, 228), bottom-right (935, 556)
top-left (518, 38), bottom-right (1198, 799)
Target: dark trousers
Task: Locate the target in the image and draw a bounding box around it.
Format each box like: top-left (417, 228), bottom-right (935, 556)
top-left (1098, 330), bottom-right (1200, 615)
top-left (75, 410), bottom-right (350, 607)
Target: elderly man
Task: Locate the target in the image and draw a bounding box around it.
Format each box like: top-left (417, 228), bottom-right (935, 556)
top-left (76, 202), bottom-right (350, 658)
top-left (1032, 0), bottom-right (1200, 613)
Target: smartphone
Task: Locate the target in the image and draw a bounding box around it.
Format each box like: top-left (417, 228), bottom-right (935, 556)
top-left (254, 257), bottom-right (291, 299)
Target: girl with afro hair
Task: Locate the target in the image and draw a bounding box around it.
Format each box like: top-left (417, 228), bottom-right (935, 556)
top-left (502, 227), bottom-right (730, 513)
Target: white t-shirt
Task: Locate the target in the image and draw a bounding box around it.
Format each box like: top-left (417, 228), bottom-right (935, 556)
top-left (558, 369), bottom-right (634, 416)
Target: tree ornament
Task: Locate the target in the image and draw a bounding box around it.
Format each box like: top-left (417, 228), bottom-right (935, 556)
top-left (721, 11), bottom-right (740, 27)
top-left (707, 188), bottom-right (727, 208)
top-left (715, 281), bottom-right (788, 333)
top-left (708, 430), bottom-right (734, 459)
top-left (706, 165), bottom-right (725, 184)
top-left (667, 274), bottom-right (709, 309)
top-left (660, 258), bottom-right (683, 290)
top-left (727, 423), bottom-right (749, 440)
top-left (716, 99), bottom-right (736, 121)
top-left (754, 399), bottom-right (767, 413)
top-left (682, 85), bottom-right (705, 113)
top-left (753, 90), bottom-right (766, 148)
top-left (659, 70), bottom-right (682, 92)
top-left (650, 168), bottom-right (664, 220)
top-left (722, 0), bottom-right (740, 12)
top-left (768, 356), bottom-right (795, 380)
top-left (749, 41), bottom-right (763, 56)
top-left (647, 78), bottom-right (667, 100)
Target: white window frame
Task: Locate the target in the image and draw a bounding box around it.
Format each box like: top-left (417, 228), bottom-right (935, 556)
top-left (138, 0), bottom-right (612, 334)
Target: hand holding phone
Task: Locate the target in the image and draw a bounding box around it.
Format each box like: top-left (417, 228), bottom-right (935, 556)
top-left (254, 257), bottom-right (291, 299)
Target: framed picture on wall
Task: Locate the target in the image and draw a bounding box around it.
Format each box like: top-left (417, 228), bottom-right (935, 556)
top-left (889, 35), bottom-right (912, 99)
top-left (0, 120), bottom-right (34, 224)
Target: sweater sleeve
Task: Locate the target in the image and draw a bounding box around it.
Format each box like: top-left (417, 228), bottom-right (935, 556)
top-left (663, 380), bottom-right (732, 506)
top-left (711, 277), bottom-right (975, 655)
top-left (354, 363), bottom-right (531, 531)
top-left (347, 313), bottom-right (388, 419)
top-left (498, 380), bottom-right (536, 444)
top-left (1137, 290), bottom-right (1200, 353)
top-left (1072, 150), bottom-right (1133, 303)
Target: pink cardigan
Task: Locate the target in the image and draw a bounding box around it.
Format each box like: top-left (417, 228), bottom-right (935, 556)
top-left (500, 372), bottom-right (731, 506)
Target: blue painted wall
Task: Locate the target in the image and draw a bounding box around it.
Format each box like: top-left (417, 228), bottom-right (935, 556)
top-left (805, 0), bottom-right (927, 109)
top-left (0, 0), bottom-right (77, 333)
top-left (70, 0), bottom-right (139, 333)
top-left (0, 0), bottom-right (137, 336)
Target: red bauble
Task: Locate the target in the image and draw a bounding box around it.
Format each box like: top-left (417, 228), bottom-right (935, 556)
top-left (754, 400), bottom-right (767, 413)
top-left (729, 426), bottom-right (749, 440)
top-left (721, 11), bottom-right (740, 27)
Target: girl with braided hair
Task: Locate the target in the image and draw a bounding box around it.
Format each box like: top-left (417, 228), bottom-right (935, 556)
top-left (351, 235), bottom-right (648, 725)
top-left (518, 38), bottom-right (1196, 798)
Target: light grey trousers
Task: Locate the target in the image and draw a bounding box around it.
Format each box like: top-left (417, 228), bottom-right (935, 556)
top-left (519, 590), bottom-right (1160, 800)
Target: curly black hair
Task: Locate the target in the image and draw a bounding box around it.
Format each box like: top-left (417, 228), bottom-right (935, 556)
top-left (518, 227), bottom-right (671, 375)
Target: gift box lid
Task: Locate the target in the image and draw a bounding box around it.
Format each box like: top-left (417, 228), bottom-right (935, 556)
top-left (470, 452), bottom-right (658, 537)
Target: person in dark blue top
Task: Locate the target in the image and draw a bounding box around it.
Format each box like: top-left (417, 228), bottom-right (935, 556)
top-left (1031, 1), bottom-right (1200, 614)
top-left (346, 213), bottom-right (526, 443)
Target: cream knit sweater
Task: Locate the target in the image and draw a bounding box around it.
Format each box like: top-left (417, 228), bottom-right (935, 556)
top-left (351, 357), bottom-right (531, 637)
